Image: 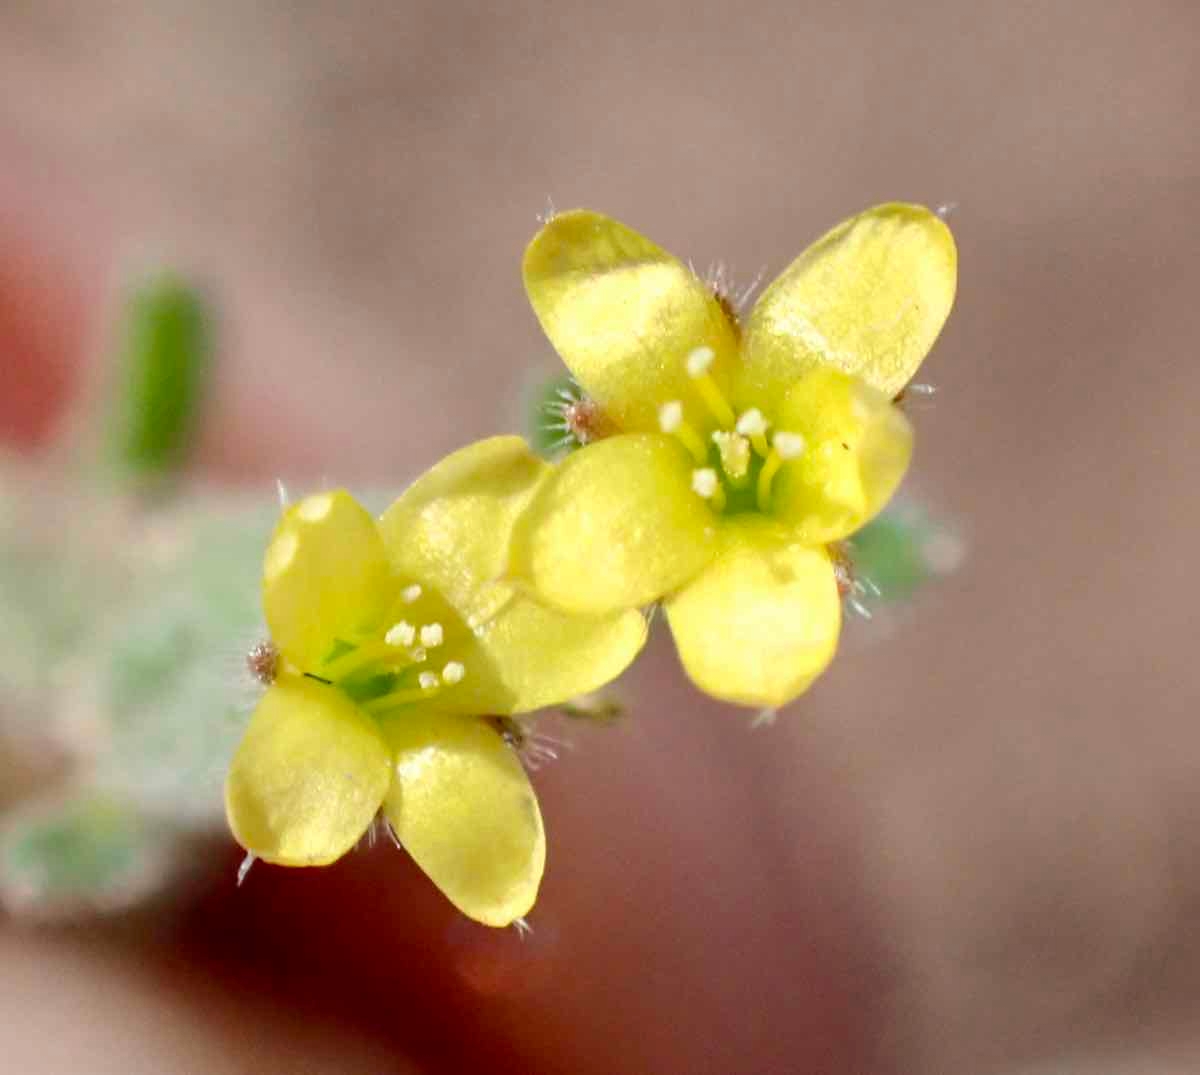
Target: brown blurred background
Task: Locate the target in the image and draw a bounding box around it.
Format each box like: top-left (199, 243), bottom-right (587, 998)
top-left (2, 2), bottom-right (1199, 1072)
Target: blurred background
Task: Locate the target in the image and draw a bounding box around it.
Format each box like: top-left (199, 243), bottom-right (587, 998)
top-left (1, 2), bottom-right (1198, 1072)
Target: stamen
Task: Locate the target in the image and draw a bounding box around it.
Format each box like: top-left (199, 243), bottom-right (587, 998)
top-left (685, 346), bottom-right (736, 427)
top-left (419, 623), bottom-right (444, 648)
top-left (322, 638), bottom-right (404, 680)
top-left (401, 584), bottom-right (422, 603)
top-left (755, 430), bottom-right (806, 511)
top-left (659, 399), bottom-right (708, 463)
top-left (686, 346), bottom-right (715, 377)
top-left (442, 661), bottom-right (465, 684)
top-left (385, 621), bottom-right (416, 647)
top-left (712, 431), bottom-right (750, 482)
top-left (735, 408), bottom-right (771, 457)
top-left (691, 468), bottom-right (718, 497)
top-left (735, 408), bottom-right (766, 435)
top-left (691, 467), bottom-right (727, 511)
top-left (418, 671), bottom-right (440, 690)
top-left (772, 431), bottom-right (806, 459)
top-left (756, 451), bottom-right (783, 513)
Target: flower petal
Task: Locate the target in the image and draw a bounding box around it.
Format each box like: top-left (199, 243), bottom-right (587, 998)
top-left (509, 433), bottom-right (718, 616)
top-left (263, 490), bottom-right (395, 672)
top-left (524, 209), bottom-right (739, 433)
top-left (379, 436), bottom-right (547, 626)
top-left (378, 436), bottom-right (648, 716)
top-left (665, 521), bottom-right (841, 708)
top-left (225, 677), bottom-right (391, 866)
top-left (740, 203), bottom-right (956, 403)
top-left (382, 712), bottom-right (544, 927)
top-left (463, 597), bottom-right (647, 717)
top-left (770, 369), bottom-right (913, 544)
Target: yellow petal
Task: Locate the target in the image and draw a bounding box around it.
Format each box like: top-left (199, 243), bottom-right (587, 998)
top-left (378, 436), bottom-right (647, 715)
top-left (378, 436), bottom-right (547, 627)
top-left (524, 209), bottom-right (739, 434)
top-left (509, 433), bottom-right (718, 616)
top-left (665, 520), bottom-right (841, 708)
top-left (382, 712), bottom-right (544, 927)
top-left (740, 203), bottom-right (956, 403)
top-left (225, 677), bottom-right (391, 866)
top-left (461, 597), bottom-right (647, 716)
top-left (263, 490), bottom-right (395, 671)
top-left (770, 368), bottom-right (913, 543)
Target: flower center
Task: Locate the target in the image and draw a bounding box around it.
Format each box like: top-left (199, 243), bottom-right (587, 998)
top-left (301, 581), bottom-right (468, 715)
top-left (658, 346), bottom-right (807, 516)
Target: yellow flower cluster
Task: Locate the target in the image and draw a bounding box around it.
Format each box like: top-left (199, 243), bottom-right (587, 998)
top-left (225, 204), bottom-right (957, 925)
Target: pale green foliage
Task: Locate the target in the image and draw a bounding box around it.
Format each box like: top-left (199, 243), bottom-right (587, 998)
top-left (0, 471), bottom-right (273, 915)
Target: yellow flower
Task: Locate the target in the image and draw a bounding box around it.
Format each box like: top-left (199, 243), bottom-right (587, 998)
top-left (224, 437), bottom-right (647, 926)
top-left (511, 204), bottom-right (956, 709)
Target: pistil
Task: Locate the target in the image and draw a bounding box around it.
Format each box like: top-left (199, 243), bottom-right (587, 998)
top-left (712, 431), bottom-right (751, 485)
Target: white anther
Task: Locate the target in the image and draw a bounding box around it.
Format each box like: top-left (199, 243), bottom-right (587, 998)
top-left (691, 468), bottom-right (720, 498)
top-left (410, 647), bottom-right (427, 663)
top-left (658, 400), bottom-right (684, 432)
top-left (401, 584), bottom-right (422, 603)
top-left (442, 661), bottom-right (465, 684)
top-left (686, 346), bottom-right (715, 377)
top-left (736, 408), bottom-right (768, 436)
top-left (773, 432), bottom-right (807, 459)
top-left (385, 621), bottom-right (416, 647)
top-left (418, 671), bottom-right (439, 690)
top-left (419, 623), bottom-right (444, 648)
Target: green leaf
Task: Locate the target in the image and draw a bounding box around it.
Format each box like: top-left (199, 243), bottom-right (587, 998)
top-left (106, 272), bottom-right (211, 482)
top-left (0, 792), bottom-right (173, 918)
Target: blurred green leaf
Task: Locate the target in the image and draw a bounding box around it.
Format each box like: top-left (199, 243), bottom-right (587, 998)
top-left (0, 792), bottom-right (172, 918)
top-left (107, 273), bottom-right (211, 481)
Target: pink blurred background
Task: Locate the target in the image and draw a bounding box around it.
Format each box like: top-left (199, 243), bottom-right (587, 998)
top-left (2, 2), bottom-right (1199, 1072)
